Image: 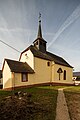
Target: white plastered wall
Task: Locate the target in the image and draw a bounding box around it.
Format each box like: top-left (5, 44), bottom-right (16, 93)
top-left (20, 50), bottom-right (34, 69)
top-left (52, 63), bottom-right (73, 84)
top-left (31, 57), bottom-right (52, 84)
top-left (3, 61), bottom-right (12, 89)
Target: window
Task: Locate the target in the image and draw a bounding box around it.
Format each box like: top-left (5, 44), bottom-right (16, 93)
top-left (25, 54), bottom-right (28, 59)
top-left (0, 73), bottom-right (2, 78)
top-left (43, 43), bottom-right (46, 47)
top-left (57, 68), bottom-right (63, 80)
top-left (47, 62), bottom-right (50, 66)
top-left (25, 53), bottom-right (27, 56)
top-left (64, 70), bottom-right (66, 80)
top-left (22, 73), bottom-right (28, 82)
top-left (40, 41), bottom-right (42, 45)
top-left (36, 41), bottom-right (38, 45)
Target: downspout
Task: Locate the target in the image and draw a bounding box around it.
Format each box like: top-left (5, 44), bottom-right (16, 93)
top-left (12, 72), bottom-right (15, 93)
top-left (51, 62), bottom-right (55, 85)
top-left (50, 61), bottom-right (53, 86)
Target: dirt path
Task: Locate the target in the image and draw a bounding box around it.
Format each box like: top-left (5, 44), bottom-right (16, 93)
top-left (55, 88), bottom-right (70, 120)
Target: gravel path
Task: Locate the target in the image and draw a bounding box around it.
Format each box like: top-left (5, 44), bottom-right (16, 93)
top-left (55, 88), bottom-right (70, 120)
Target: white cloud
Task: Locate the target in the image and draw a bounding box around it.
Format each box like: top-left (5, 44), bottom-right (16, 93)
top-left (48, 4), bottom-right (80, 48)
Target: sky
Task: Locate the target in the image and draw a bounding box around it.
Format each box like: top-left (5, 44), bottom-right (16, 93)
top-left (0, 0), bottom-right (80, 71)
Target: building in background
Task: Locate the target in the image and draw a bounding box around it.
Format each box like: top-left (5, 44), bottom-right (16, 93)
top-left (73, 72), bottom-right (80, 85)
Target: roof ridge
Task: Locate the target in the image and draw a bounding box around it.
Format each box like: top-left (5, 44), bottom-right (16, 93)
top-left (5, 58), bottom-right (25, 64)
top-left (20, 45), bottom-right (73, 68)
top-left (21, 45), bottom-right (33, 54)
top-left (5, 58), bottom-right (33, 65)
top-left (46, 51), bottom-right (62, 59)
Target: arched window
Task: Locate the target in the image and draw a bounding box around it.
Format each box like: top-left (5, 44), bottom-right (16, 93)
top-left (57, 68), bottom-right (63, 80)
top-left (64, 70), bottom-right (66, 80)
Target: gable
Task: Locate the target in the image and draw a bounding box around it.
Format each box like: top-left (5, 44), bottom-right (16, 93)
top-left (19, 48), bottom-right (34, 69)
top-left (20, 45), bottom-right (53, 61)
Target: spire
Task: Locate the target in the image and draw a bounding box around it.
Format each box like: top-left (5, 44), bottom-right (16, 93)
top-left (37, 13), bottom-right (42, 38)
top-left (33, 13), bottom-right (47, 53)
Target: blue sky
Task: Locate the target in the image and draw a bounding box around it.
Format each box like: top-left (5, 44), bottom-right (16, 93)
top-left (0, 0), bottom-right (80, 71)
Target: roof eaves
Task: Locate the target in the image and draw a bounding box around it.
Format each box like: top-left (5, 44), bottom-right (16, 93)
top-left (33, 38), bottom-right (47, 43)
top-left (46, 51), bottom-right (73, 68)
top-left (55, 62), bottom-right (73, 68)
top-left (5, 59), bottom-right (34, 74)
top-left (21, 45), bottom-right (33, 54)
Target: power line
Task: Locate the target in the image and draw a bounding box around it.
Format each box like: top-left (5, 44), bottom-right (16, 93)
top-left (0, 39), bottom-right (21, 53)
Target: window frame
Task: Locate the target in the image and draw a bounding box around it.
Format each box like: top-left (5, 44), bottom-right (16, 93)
top-left (40, 41), bottom-right (42, 45)
top-left (47, 61), bottom-right (50, 66)
top-left (64, 70), bottom-right (66, 80)
top-left (22, 73), bottom-right (28, 82)
top-left (36, 41), bottom-right (38, 45)
top-left (43, 43), bottom-right (46, 47)
top-left (0, 73), bottom-right (2, 78)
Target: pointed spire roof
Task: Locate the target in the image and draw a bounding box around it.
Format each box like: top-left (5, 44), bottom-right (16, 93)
top-left (37, 13), bottom-right (42, 38)
top-left (33, 13), bottom-right (47, 43)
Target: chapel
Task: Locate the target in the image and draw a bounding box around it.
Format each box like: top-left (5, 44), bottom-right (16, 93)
top-left (2, 16), bottom-right (73, 89)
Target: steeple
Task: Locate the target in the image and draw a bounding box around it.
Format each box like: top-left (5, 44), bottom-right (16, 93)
top-left (37, 13), bottom-right (42, 38)
top-left (33, 13), bottom-right (47, 53)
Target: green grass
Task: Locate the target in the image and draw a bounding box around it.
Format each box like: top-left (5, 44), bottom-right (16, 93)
top-left (0, 85), bottom-right (74, 120)
top-left (0, 90), bottom-right (12, 101)
top-left (0, 86), bottom-right (58, 120)
top-left (64, 86), bottom-right (80, 93)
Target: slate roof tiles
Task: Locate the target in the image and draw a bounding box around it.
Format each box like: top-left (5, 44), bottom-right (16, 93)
top-left (21, 45), bottom-right (73, 68)
top-left (5, 59), bottom-right (34, 73)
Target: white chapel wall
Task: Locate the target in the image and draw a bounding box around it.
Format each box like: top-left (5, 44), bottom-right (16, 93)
top-left (20, 50), bottom-right (34, 69)
top-left (3, 61), bottom-right (12, 89)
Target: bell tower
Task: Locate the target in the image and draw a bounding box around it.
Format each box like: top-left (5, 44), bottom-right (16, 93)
top-left (33, 13), bottom-right (47, 53)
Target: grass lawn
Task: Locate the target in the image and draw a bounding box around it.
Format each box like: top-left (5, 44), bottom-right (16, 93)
top-left (0, 86), bottom-right (58, 120)
top-left (64, 86), bottom-right (80, 120)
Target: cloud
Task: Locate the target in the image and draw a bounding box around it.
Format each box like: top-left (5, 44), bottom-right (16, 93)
top-left (48, 4), bottom-right (80, 48)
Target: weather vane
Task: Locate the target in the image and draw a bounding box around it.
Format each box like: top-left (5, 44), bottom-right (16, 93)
top-left (39, 12), bottom-right (41, 22)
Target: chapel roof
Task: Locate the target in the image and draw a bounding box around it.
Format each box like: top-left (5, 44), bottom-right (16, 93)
top-left (20, 14), bottom-right (73, 68)
top-left (21, 45), bottom-right (73, 68)
top-left (4, 59), bottom-right (34, 73)
top-left (46, 51), bottom-right (72, 68)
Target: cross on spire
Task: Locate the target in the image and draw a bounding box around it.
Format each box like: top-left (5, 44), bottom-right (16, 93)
top-left (39, 13), bottom-right (41, 22)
